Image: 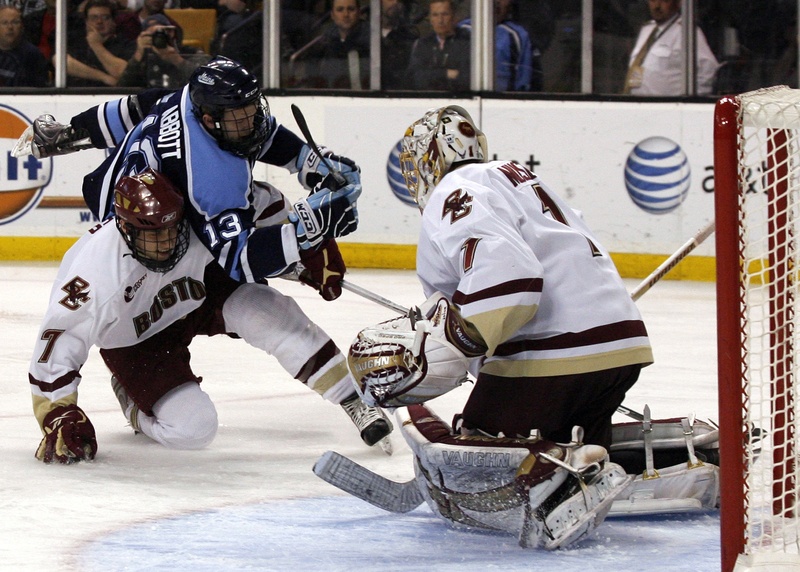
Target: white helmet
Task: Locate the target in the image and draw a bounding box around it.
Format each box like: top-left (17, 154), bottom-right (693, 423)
top-left (400, 106), bottom-right (487, 209)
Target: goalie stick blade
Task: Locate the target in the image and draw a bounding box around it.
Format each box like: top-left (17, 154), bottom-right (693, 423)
top-left (312, 451), bottom-right (424, 513)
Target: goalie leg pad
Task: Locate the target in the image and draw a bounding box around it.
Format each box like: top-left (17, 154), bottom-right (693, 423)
top-left (608, 408), bottom-right (721, 515)
top-left (609, 462), bottom-right (720, 516)
top-left (398, 405), bottom-right (631, 549)
top-left (523, 461), bottom-right (631, 550)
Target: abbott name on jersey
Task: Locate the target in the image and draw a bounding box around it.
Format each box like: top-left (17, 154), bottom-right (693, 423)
top-left (0, 105), bottom-right (52, 225)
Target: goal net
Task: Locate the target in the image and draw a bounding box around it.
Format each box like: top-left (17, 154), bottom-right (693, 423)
top-left (714, 85), bottom-right (800, 572)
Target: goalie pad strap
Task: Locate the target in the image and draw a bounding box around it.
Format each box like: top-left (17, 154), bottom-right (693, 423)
top-left (642, 405), bottom-right (657, 478)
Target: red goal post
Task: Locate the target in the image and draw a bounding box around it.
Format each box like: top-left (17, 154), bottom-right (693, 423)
top-left (714, 86), bottom-right (800, 572)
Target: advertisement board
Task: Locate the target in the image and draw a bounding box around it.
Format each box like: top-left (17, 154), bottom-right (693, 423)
top-left (0, 94), bottom-right (716, 278)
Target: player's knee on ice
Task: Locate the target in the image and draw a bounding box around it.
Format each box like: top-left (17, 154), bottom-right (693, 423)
top-left (146, 382), bottom-right (218, 449)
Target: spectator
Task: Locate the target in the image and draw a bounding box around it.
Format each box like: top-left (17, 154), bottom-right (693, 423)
top-left (210, 0), bottom-right (253, 55)
top-left (624, 0), bottom-right (719, 95)
top-left (23, 0), bottom-right (84, 64)
top-left (380, 0), bottom-right (418, 90)
top-left (119, 0), bottom-right (178, 10)
top-left (118, 13), bottom-right (207, 88)
top-left (66, 0), bottom-right (135, 87)
top-left (406, 0), bottom-right (470, 91)
top-left (116, 0), bottom-right (182, 44)
top-left (0, 4), bottom-right (49, 87)
top-left (216, 10), bottom-right (262, 80)
top-left (458, 0), bottom-right (542, 91)
top-left (301, 0), bottom-right (370, 89)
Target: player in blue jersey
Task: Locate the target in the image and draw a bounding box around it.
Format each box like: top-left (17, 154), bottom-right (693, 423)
top-left (15, 56), bottom-right (393, 449)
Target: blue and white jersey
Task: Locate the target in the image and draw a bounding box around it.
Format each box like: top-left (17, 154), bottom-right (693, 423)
top-left (78, 87), bottom-right (307, 283)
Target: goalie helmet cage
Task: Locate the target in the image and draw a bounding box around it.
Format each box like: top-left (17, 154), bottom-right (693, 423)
top-left (715, 85), bottom-right (800, 572)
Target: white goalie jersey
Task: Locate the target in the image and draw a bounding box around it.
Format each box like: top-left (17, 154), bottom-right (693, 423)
top-left (29, 220), bottom-right (213, 412)
top-left (417, 160), bottom-right (653, 378)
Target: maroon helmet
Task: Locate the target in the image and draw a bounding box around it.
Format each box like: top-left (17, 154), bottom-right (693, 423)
top-left (113, 169), bottom-right (190, 272)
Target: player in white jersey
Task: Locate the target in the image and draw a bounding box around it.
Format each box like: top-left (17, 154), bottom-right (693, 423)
top-left (345, 106), bottom-right (659, 549)
top-left (356, 105), bottom-right (654, 446)
top-left (29, 170), bottom-right (385, 464)
top-left (17, 57), bottom-right (392, 453)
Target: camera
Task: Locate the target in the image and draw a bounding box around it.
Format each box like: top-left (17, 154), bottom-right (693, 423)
top-left (152, 29), bottom-right (170, 49)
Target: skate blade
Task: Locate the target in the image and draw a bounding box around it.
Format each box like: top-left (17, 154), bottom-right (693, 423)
top-left (378, 436), bottom-right (393, 455)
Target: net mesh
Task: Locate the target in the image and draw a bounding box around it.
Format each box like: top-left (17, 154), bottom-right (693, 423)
top-left (737, 86), bottom-right (800, 556)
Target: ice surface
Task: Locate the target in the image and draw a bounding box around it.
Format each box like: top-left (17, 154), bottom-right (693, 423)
top-left (0, 263), bottom-right (720, 571)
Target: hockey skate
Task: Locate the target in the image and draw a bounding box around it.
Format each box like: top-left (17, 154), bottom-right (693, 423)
top-left (11, 114), bottom-right (92, 159)
top-left (340, 393), bottom-right (393, 454)
top-left (111, 376), bottom-right (140, 433)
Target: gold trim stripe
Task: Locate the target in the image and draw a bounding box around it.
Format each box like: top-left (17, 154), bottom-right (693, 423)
top-left (0, 237), bottom-right (716, 281)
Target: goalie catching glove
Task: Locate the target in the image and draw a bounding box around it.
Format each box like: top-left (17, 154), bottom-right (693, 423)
top-left (35, 403), bottom-right (97, 464)
top-left (289, 183), bottom-right (360, 250)
top-left (298, 239), bottom-right (346, 301)
top-left (348, 293), bottom-right (487, 407)
top-left (295, 144), bottom-right (361, 191)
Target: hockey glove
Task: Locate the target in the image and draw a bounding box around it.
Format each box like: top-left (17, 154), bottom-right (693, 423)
top-left (12, 114), bottom-right (92, 159)
top-left (296, 144), bottom-right (361, 191)
top-left (417, 294), bottom-right (488, 358)
top-left (35, 404), bottom-right (97, 464)
top-left (289, 183), bottom-right (361, 250)
top-left (298, 239), bottom-right (346, 301)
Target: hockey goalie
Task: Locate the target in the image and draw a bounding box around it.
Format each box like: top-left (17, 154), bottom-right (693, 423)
top-left (347, 300), bottom-right (721, 548)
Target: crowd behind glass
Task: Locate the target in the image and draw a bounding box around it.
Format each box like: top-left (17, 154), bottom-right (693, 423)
top-left (0, 0), bottom-right (796, 97)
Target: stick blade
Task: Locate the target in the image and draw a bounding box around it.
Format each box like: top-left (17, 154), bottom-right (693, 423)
top-left (313, 451), bottom-right (424, 513)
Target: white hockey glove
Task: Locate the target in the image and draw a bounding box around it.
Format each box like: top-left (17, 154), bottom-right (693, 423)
top-left (348, 295), bottom-right (481, 408)
top-left (295, 144), bottom-right (361, 191)
top-left (417, 294), bottom-right (488, 358)
top-left (12, 114), bottom-right (92, 159)
top-left (289, 183), bottom-right (361, 250)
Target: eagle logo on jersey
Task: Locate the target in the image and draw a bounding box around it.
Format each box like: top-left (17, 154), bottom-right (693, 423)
top-left (59, 277), bottom-right (90, 311)
top-left (442, 189), bottom-right (472, 224)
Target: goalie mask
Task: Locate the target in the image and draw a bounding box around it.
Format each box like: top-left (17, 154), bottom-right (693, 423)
top-left (114, 169), bottom-right (190, 273)
top-left (400, 105), bottom-right (487, 210)
top-left (348, 315), bottom-right (470, 408)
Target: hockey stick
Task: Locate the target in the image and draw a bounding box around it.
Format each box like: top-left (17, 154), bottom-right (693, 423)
top-left (341, 280), bottom-right (409, 314)
top-left (279, 264), bottom-right (409, 315)
top-left (630, 220), bottom-right (716, 301)
top-left (313, 450), bottom-right (423, 513)
top-left (291, 104), bottom-right (348, 189)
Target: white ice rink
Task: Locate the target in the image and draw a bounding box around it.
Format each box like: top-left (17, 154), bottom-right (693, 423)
top-left (0, 263), bottom-right (721, 571)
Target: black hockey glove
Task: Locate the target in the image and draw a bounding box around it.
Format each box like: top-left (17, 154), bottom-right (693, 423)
top-left (296, 144), bottom-right (361, 191)
top-left (298, 239), bottom-right (346, 301)
top-left (290, 183), bottom-right (361, 250)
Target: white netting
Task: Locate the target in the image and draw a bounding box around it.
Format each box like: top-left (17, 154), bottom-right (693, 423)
top-left (737, 85), bottom-right (800, 559)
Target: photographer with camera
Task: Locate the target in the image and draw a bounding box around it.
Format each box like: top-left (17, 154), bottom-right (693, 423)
top-left (118, 13), bottom-right (208, 88)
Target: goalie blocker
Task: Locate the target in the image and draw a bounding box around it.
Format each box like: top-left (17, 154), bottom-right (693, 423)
top-left (399, 404), bottom-right (631, 550)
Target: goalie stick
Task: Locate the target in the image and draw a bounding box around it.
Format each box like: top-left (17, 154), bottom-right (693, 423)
top-left (313, 450), bottom-right (423, 513)
top-left (629, 220), bottom-right (715, 302)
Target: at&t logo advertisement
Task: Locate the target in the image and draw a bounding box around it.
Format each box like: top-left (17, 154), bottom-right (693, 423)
top-left (386, 140), bottom-right (416, 206)
top-left (0, 105), bottom-right (52, 225)
top-left (624, 136), bottom-right (691, 214)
